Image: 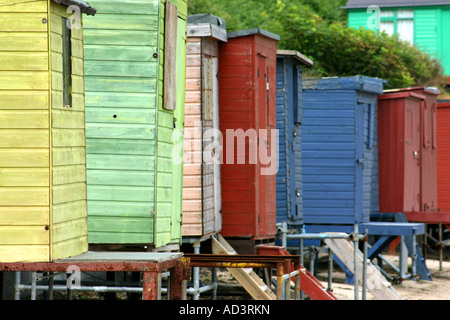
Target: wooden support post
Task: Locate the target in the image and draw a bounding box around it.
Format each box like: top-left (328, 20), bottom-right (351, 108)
top-left (276, 263), bottom-right (283, 300)
top-left (294, 272), bottom-right (300, 300)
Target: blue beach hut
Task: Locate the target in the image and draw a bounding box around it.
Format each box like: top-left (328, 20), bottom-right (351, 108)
top-left (301, 76), bottom-right (383, 228)
top-left (299, 76), bottom-right (430, 281)
top-left (276, 50), bottom-right (313, 228)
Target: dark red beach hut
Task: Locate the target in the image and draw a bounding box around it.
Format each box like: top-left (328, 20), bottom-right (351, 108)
top-left (437, 101), bottom-right (450, 211)
top-left (218, 28), bottom-right (280, 253)
top-left (377, 87), bottom-right (439, 213)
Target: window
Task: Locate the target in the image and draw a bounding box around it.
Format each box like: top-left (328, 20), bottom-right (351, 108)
top-left (380, 9), bottom-right (414, 45)
top-left (62, 17), bottom-right (72, 107)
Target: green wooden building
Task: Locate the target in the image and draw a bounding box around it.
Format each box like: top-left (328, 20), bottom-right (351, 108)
top-left (343, 0), bottom-right (450, 76)
top-left (82, 0), bottom-right (187, 250)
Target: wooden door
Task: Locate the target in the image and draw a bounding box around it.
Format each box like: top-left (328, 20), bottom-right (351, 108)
top-left (355, 103), bottom-right (365, 223)
top-left (421, 100), bottom-right (437, 211)
top-left (403, 100), bottom-right (421, 212)
top-left (257, 54), bottom-right (268, 236)
top-left (287, 65), bottom-right (299, 222)
top-left (211, 57), bottom-right (222, 232)
top-left (201, 54), bottom-right (221, 234)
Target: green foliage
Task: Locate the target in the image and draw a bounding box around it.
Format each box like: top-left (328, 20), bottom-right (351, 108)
top-left (188, 0), bottom-right (447, 89)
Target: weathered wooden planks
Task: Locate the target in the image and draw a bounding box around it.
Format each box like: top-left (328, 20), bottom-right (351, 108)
top-left (49, 3), bottom-right (89, 260)
top-left (182, 17), bottom-right (225, 238)
top-left (212, 235), bottom-right (277, 300)
top-left (83, 0), bottom-right (187, 247)
top-left (325, 237), bottom-right (403, 300)
top-left (0, 0), bottom-right (92, 262)
top-left (219, 29), bottom-right (279, 244)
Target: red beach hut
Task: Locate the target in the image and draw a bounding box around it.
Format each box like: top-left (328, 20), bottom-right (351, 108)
top-left (437, 101), bottom-right (450, 211)
top-left (218, 28), bottom-right (280, 253)
top-left (377, 87), bottom-right (439, 213)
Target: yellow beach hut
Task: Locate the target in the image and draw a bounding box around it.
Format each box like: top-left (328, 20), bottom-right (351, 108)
top-left (0, 0), bottom-right (96, 262)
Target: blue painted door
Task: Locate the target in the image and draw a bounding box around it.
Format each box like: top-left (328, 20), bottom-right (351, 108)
top-left (356, 100), bottom-right (377, 223)
top-left (355, 103), bottom-right (365, 224)
top-left (289, 65), bottom-right (301, 223)
top-left (276, 59), bottom-right (301, 224)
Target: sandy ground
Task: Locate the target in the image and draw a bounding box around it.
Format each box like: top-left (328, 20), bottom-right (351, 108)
top-left (316, 255), bottom-right (450, 300)
top-left (206, 252), bottom-right (450, 301)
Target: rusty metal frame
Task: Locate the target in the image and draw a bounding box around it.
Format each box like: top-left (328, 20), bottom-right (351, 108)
top-left (0, 255), bottom-right (191, 300)
top-left (185, 254), bottom-right (301, 300)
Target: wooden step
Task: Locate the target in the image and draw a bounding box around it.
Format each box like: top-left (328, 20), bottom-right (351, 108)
top-left (325, 237), bottom-right (403, 300)
top-left (212, 235), bottom-right (277, 300)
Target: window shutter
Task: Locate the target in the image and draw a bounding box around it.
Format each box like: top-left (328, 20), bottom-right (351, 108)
top-left (163, 1), bottom-right (178, 110)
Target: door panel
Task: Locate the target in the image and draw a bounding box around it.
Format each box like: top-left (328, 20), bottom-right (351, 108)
top-left (287, 65), bottom-right (298, 221)
top-left (170, 15), bottom-right (186, 240)
top-left (404, 101), bottom-right (421, 212)
top-left (355, 104), bottom-right (365, 223)
top-left (212, 57), bottom-right (222, 232)
top-left (257, 54), bottom-right (267, 236)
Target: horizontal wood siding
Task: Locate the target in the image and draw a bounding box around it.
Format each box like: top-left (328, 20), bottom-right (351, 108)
top-left (83, 0), bottom-right (160, 244)
top-left (276, 56), bottom-right (304, 226)
top-left (182, 37), bottom-right (203, 236)
top-left (302, 90), bottom-right (357, 224)
top-left (50, 3), bottom-right (88, 260)
top-left (154, 0), bottom-right (187, 247)
top-left (255, 35), bottom-right (277, 238)
top-left (276, 58), bottom-right (289, 225)
top-left (414, 8), bottom-right (439, 58)
top-left (0, 0), bottom-right (51, 262)
top-left (294, 66), bottom-right (303, 223)
top-left (219, 37), bottom-right (255, 237)
top-left (359, 94), bottom-right (380, 221)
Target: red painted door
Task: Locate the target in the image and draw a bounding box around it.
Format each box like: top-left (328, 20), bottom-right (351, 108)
top-left (421, 99), bottom-right (438, 211)
top-left (404, 100), bottom-right (421, 212)
top-left (257, 54), bottom-right (268, 237)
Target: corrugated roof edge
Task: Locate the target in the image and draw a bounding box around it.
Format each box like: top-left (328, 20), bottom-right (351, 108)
top-left (227, 27), bottom-right (280, 41)
top-left (52, 0), bottom-right (97, 15)
top-left (303, 76), bottom-right (386, 95)
top-left (277, 49), bottom-right (314, 67)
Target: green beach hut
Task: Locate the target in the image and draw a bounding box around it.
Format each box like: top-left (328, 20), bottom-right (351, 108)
top-left (82, 0), bottom-right (187, 250)
top-left (343, 0), bottom-right (450, 76)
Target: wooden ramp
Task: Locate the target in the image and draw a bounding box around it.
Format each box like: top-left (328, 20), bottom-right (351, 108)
top-left (212, 235), bottom-right (277, 300)
top-left (325, 238), bottom-right (403, 300)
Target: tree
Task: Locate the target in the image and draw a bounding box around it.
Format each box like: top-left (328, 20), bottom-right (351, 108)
top-left (188, 0), bottom-right (447, 89)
